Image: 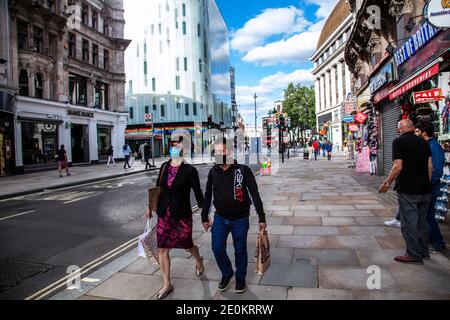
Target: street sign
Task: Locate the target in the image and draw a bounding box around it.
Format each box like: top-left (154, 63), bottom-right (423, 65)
top-left (342, 116), bottom-right (355, 123)
top-left (144, 113), bottom-right (153, 126)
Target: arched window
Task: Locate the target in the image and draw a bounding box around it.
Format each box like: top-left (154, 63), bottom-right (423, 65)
top-left (19, 70), bottom-right (29, 96)
top-left (35, 73), bottom-right (43, 99)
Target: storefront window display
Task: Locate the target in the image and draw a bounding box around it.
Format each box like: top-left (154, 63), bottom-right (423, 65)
top-left (21, 122), bottom-right (58, 165)
top-left (97, 126), bottom-right (112, 160)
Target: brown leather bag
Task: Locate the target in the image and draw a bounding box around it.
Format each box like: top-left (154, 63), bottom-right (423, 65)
top-left (148, 163), bottom-right (166, 213)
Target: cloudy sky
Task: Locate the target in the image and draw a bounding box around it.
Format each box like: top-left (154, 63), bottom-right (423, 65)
top-left (215, 0), bottom-right (338, 124)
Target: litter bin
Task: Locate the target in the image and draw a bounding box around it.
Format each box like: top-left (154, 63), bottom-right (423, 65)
top-left (303, 151), bottom-right (309, 160)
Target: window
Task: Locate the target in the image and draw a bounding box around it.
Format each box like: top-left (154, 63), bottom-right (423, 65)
top-left (144, 105), bottom-right (149, 114)
top-left (199, 59), bottom-right (202, 72)
top-left (92, 10), bottom-right (98, 30)
top-left (176, 102), bottom-right (181, 109)
top-left (144, 61), bottom-right (147, 75)
top-left (92, 44), bottom-right (98, 66)
top-left (17, 20), bottom-right (28, 50)
top-left (193, 103), bottom-right (197, 116)
top-left (34, 73), bottom-right (43, 99)
top-left (19, 70), bottom-right (28, 96)
top-left (176, 57), bottom-right (180, 71)
top-left (158, 23), bottom-right (162, 35)
top-left (182, 3), bottom-right (186, 16)
top-left (69, 73), bottom-right (87, 106)
top-left (197, 24), bottom-right (201, 37)
top-left (144, 42), bottom-right (147, 56)
top-left (153, 104), bottom-right (157, 111)
top-left (82, 39), bottom-right (89, 63)
top-left (175, 76), bottom-right (180, 90)
top-left (161, 104), bottom-right (165, 117)
top-left (94, 81), bottom-right (109, 110)
top-left (103, 49), bottom-right (109, 70)
top-left (184, 57), bottom-right (188, 71)
top-left (129, 107), bottom-right (134, 119)
top-left (151, 24), bottom-right (154, 35)
top-left (128, 80), bottom-right (133, 94)
top-left (152, 78), bottom-right (156, 91)
top-left (82, 4), bottom-right (89, 25)
top-left (68, 32), bottom-right (76, 57)
top-left (103, 18), bottom-right (109, 36)
top-left (185, 103), bottom-right (189, 116)
top-left (34, 26), bottom-right (43, 53)
top-left (182, 22), bottom-right (186, 35)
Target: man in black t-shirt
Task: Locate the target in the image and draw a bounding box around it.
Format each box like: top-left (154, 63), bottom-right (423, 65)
top-left (379, 119), bottom-right (432, 264)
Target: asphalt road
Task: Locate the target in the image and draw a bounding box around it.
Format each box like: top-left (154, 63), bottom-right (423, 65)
top-left (0, 163), bottom-right (259, 300)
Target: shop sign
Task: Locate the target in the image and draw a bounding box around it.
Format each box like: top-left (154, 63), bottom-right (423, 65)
top-left (349, 124), bottom-right (358, 132)
top-left (393, 22), bottom-right (439, 67)
top-left (389, 63), bottom-right (440, 100)
top-left (144, 113), bottom-right (153, 126)
top-left (370, 61), bottom-right (394, 94)
top-left (413, 88), bottom-right (444, 104)
top-left (68, 109), bottom-right (94, 118)
top-left (373, 84), bottom-right (394, 104)
top-left (354, 112), bottom-right (368, 124)
top-left (426, 0), bottom-right (450, 28)
top-left (125, 128), bottom-right (153, 140)
top-left (342, 116), bottom-right (355, 123)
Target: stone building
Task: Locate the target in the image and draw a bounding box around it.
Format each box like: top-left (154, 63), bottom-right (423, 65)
top-left (4, 0), bottom-right (130, 174)
top-left (310, 0), bottom-right (355, 150)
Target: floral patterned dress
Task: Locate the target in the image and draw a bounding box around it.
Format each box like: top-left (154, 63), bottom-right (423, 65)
top-left (156, 164), bottom-right (194, 249)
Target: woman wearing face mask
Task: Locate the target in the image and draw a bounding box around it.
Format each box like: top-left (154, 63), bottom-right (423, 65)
top-left (146, 135), bottom-right (205, 300)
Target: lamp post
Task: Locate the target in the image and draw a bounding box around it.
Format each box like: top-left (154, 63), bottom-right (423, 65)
top-left (254, 93), bottom-right (260, 164)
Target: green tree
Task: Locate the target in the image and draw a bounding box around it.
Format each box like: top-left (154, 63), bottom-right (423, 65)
top-left (283, 83), bottom-right (316, 145)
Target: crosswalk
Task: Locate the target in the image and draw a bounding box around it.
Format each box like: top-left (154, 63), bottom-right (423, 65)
top-left (13, 190), bottom-right (100, 204)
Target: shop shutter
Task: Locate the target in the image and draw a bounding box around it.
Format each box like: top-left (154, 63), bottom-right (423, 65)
top-left (382, 103), bottom-right (401, 175)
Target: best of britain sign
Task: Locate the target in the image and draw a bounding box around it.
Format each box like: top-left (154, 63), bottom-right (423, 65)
top-left (369, 61), bottom-right (394, 95)
top-left (393, 22), bottom-right (440, 67)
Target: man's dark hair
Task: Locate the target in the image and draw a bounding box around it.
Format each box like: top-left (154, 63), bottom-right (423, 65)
top-left (416, 120), bottom-right (434, 137)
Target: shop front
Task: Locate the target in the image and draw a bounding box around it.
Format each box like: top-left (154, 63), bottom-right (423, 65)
top-left (0, 90), bottom-right (15, 176)
top-left (97, 125), bottom-right (113, 161)
top-left (317, 113), bottom-right (332, 142)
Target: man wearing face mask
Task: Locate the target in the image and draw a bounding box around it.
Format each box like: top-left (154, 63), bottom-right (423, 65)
top-left (202, 137), bottom-right (267, 294)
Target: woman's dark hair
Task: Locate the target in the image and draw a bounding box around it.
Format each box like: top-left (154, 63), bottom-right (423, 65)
top-left (60, 145), bottom-right (65, 149)
top-left (416, 120), bottom-right (434, 137)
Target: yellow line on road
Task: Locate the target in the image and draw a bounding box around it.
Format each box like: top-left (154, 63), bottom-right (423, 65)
top-left (0, 210), bottom-right (36, 221)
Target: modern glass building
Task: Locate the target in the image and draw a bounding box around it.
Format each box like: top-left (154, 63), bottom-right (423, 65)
top-left (124, 0), bottom-right (232, 156)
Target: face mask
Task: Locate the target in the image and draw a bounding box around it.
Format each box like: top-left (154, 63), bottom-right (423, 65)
top-left (215, 153), bottom-right (227, 165)
top-left (170, 146), bottom-right (182, 159)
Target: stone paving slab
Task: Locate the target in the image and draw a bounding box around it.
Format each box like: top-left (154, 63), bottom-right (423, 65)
top-left (293, 249), bottom-right (360, 267)
top-left (260, 263), bottom-right (317, 288)
top-left (213, 284), bottom-right (288, 300)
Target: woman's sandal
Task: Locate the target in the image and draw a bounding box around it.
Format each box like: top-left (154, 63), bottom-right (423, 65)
top-left (196, 257), bottom-right (205, 277)
top-left (156, 285), bottom-right (174, 300)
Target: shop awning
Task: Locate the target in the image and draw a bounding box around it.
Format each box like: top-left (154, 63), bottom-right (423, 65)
top-left (17, 116), bottom-right (64, 124)
top-left (389, 57), bottom-right (443, 100)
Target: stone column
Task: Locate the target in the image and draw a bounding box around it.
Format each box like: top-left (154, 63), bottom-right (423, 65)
top-left (14, 120), bottom-right (23, 169)
top-left (325, 70), bottom-right (331, 110)
top-left (89, 120), bottom-right (99, 163)
top-left (331, 66), bottom-right (337, 107)
top-left (345, 64), bottom-right (351, 96)
top-left (28, 67), bottom-right (35, 97)
top-left (314, 79), bottom-right (320, 113)
top-left (320, 75), bottom-right (325, 113)
top-left (337, 61), bottom-right (344, 103)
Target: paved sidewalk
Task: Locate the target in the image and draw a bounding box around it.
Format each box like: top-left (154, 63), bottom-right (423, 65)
top-left (0, 156), bottom-right (214, 200)
top-left (51, 155), bottom-right (450, 300)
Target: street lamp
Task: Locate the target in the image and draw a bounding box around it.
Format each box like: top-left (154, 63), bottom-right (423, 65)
top-left (254, 93), bottom-right (260, 164)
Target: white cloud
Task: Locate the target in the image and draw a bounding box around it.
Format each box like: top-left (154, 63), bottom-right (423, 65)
top-left (242, 30), bottom-right (321, 66)
top-left (230, 6), bottom-right (310, 52)
top-left (236, 69), bottom-right (313, 124)
top-left (306, 0), bottom-right (340, 19)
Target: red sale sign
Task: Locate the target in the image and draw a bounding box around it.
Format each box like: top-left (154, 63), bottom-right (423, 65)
top-left (354, 112), bottom-right (368, 124)
top-left (413, 88), bottom-right (444, 104)
top-left (349, 124), bottom-right (358, 132)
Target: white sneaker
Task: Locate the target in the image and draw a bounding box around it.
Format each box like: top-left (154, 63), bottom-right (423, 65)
top-left (384, 218), bottom-right (401, 228)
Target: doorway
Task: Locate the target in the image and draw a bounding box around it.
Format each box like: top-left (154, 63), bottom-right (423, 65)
top-left (71, 124), bottom-right (89, 163)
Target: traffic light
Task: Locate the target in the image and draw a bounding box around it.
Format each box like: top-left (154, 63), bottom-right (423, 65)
top-left (207, 115), bottom-right (213, 129)
top-left (279, 115), bottom-right (286, 131)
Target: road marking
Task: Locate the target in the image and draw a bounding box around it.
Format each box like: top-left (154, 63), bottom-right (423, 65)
top-left (0, 210), bottom-right (36, 221)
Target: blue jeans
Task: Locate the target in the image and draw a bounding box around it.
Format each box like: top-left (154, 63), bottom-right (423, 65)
top-left (428, 183), bottom-right (445, 250)
top-left (211, 215), bottom-right (249, 281)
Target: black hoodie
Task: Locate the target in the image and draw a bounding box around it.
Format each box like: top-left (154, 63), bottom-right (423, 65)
top-left (201, 163), bottom-right (266, 223)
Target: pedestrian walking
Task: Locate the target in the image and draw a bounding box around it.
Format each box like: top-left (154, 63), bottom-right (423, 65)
top-left (326, 141), bottom-right (333, 160)
top-left (139, 143), bottom-right (146, 163)
top-left (146, 135), bottom-right (205, 300)
top-left (144, 142), bottom-right (152, 170)
top-left (321, 140), bottom-right (326, 157)
top-left (379, 119), bottom-right (433, 264)
top-left (123, 143), bottom-right (132, 169)
top-left (307, 139), bottom-right (314, 160)
top-left (415, 121), bottom-right (447, 252)
top-left (202, 138), bottom-right (267, 294)
top-left (107, 146), bottom-right (116, 167)
top-left (313, 139), bottom-right (319, 161)
top-left (57, 145), bottom-right (71, 177)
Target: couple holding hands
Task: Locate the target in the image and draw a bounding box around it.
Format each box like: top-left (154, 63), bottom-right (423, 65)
top-left (146, 136), bottom-right (267, 300)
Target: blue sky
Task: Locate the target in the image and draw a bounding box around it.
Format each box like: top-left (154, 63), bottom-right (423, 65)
top-left (214, 0), bottom-right (339, 124)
